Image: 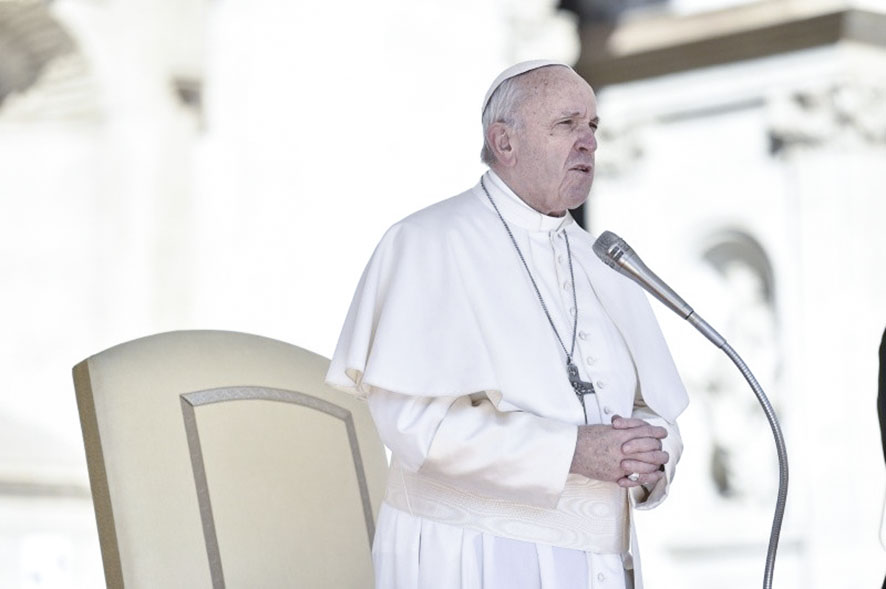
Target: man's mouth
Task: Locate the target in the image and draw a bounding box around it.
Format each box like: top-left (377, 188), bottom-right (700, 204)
top-left (569, 164), bottom-right (592, 174)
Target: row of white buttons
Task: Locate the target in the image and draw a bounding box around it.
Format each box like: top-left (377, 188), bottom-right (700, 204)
top-left (552, 231), bottom-right (612, 416)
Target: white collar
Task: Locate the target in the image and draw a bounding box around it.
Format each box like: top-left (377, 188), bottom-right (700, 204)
top-left (478, 170), bottom-right (574, 233)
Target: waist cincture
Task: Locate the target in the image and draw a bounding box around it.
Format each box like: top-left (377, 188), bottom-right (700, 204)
top-left (383, 458), bottom-right (630, 554)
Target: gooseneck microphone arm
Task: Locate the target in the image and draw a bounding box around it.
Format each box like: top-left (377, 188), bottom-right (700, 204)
top-left (593, 230), bottom-right (789, 589)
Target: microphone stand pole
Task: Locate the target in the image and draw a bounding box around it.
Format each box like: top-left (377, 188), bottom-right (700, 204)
top-left (665, 298), bottom-right (788, 589)
top-left (714, 336), bottom-right (789, 589)
top-left (688, 309), bottom-right (788, 589)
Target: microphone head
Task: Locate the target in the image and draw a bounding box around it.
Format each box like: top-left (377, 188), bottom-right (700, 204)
top-left (593, 230), bottom-right (633, 270)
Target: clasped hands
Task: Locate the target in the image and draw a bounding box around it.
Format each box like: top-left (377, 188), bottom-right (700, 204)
top-left (569, 415), bottom-right (669, 488)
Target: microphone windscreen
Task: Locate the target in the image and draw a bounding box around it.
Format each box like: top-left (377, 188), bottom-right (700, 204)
top-left (593, 231), bottom-right (626, 268)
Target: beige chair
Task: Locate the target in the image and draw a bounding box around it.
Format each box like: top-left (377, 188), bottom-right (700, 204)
top-left (72, 330), bottom-right (387, 588)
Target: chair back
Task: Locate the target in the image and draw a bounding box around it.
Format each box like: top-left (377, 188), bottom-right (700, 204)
top-left (73, 330), bottom-right (387, 588)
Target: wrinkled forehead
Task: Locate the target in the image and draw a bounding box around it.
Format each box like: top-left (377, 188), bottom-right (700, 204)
top-left (521, 66), bottom-right (589, 95)
top-left (518, 68), bottom-right (596, 116)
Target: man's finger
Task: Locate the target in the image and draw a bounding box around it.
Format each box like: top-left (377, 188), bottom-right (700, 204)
top-left (610, 415), bottom-right (648, 429)
top-left (621, 455), bottom-right (668, 474)
top-left (621, 451), bottom-right (669, 467)
top-left (622, 437), bottom-right (664, 454)
top-left (617, 470), bottom-right (664, 488)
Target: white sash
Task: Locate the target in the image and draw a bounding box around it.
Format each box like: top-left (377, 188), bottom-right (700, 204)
top-left (383, 460), bottom-right (629, 554)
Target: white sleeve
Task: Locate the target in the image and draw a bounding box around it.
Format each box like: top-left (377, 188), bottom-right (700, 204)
top-left (367, 388), bottom-right (578, 509)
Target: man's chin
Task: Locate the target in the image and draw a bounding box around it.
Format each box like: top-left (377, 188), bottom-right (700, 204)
top-left (565, 185), bottom-right (593, 210)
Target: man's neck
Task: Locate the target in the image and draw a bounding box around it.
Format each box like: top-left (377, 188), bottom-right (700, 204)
top-left (488, 167), bottom-right (566, 217)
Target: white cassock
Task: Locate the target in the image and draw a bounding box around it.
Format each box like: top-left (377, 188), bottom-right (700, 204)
top-left (326, 170), bottom-right (689, 589)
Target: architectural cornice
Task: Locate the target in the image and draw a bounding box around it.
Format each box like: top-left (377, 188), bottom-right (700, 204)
top-left (577, 2), bottom-right (886, 86)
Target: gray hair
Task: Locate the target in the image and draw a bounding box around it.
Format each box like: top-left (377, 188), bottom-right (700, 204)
top-left (480, 64), bottom-right (568, 165)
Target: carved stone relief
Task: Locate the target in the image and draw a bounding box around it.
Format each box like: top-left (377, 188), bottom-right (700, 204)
top-left (767, 80), bottom-right (886, 154)
top-left (0, 1), bottom-right (103, 123)
top-left (595, 123), bottom-right (645, 176)
top-left (692, 232), bottom-right (781, 506)
top-left (0, 1), bottom-right (75, 106)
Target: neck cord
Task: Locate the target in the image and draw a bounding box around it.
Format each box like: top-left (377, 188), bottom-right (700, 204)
top-left (480, 177), bottom-right (578, 362)
top-left (480, 176), bottom-right (596, 422)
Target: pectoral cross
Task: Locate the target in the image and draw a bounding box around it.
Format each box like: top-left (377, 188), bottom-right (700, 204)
top-left (567, 361), bottom-right (596, 424)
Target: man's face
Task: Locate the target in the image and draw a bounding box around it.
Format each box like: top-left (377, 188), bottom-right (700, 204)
top-left (510, 67), bottom-right (598, 215)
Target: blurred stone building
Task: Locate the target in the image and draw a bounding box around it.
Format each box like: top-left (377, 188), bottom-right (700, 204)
top-left (567, 0), bottom-right (886, 587)
top-left (1, 1), bottom-right (205, 585)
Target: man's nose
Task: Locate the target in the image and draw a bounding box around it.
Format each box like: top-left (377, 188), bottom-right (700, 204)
top-left (576, 128), bottom-right (597, 153)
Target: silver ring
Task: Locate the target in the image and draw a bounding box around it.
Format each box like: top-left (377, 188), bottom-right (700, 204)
top-left (628, 473), bottom-right (640, 482)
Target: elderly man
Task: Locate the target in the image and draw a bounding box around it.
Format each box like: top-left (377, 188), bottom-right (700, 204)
top-left (326, 60), bottom-right (688, 589)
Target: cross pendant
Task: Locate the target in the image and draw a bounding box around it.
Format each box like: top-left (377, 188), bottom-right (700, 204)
top-left (567, 361), bottom-right (595, 424)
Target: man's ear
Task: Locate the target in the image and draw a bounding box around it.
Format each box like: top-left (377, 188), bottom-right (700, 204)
top-left (487, 122), bottom-right (517, 167)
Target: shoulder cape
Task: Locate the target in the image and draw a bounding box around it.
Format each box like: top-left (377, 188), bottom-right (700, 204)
top-left (326, 184), bottom-right (688, 424)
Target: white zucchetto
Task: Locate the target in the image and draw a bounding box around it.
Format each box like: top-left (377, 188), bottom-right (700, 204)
top-left (481, 59), bottom-right (573, 115)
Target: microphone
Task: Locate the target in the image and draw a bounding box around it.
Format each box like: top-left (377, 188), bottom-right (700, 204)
top-left (592, 230), bottom-right (725, 348)
top-left (593, 230), bottom-right (788, 589)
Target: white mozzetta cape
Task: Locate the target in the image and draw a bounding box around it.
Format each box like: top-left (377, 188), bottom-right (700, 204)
top-left (327, 179), bottom-right (689, 426)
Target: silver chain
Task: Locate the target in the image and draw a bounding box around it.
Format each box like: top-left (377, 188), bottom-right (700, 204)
top-left (480, 176), bottom-right (579, 364)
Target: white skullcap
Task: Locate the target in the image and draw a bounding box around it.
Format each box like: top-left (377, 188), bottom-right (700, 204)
top-left (481, 59), bottom-right (572, 115)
